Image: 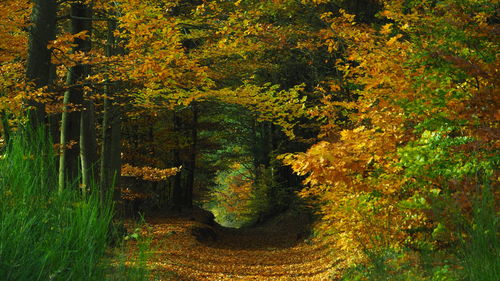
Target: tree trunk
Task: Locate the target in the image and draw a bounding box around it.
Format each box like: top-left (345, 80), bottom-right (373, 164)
top-left (79, 4), bottom-right (97, 191)
top-left (184, 103), bottom-right (198, 208)
top-left (101, 96), bottom-right (112, 192)
top-left (100, 19), bottom-right (121, 200)
top-left (172, 111), bottom-right (183, 209)
top-left (26, 0), bottom-right (57, 126)
top-left (101, 98), bottom-right (122, 199)
top-left (81, 100), bottom-right (98, 190)
top-left (58, 3), bottom-right (92, 191)
top-left (110, 107), bottom-right (122, 198)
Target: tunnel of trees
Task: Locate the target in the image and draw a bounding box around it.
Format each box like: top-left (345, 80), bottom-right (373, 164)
top-left (0, 0), bottom-right (498, 280)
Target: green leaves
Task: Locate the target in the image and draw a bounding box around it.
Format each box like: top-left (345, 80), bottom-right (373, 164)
top-left (398, 127), bottom-right (495, 185)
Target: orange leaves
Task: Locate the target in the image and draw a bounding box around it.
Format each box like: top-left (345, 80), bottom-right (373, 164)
top-left (380, 23), bottom-right (393, 35)
top-left (48, 31), bottom-right (99, 67)
top-left (48, 31), bottom-right (89, 51)
top-left (121, 163), bottom-right (180, 181)
top-left (280, 1), bottom-right (426, 269)
top-left (112, 0), bottom-right (211, 109)
top-left (0, 0), bottom-right (30, 63)
top-left (0, 0), bottom-right (32, 121)
top-left (386, 34), bottom-right (403, 46)
top-left (280, 1), bottom-right (498, 274)
top-left (128, 215), bottom-right (334, 280)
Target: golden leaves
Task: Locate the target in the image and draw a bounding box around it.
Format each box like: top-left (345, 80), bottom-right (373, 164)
top-left (112, 0), bottom-right (212, 109)
top-left (0, 0), bottom-right (30, 63)
top-left (278, 1), bottom-right (426, 270)
top-left (386, 34), bottom-right (403, 46)
top-left (208, 83), bottom-right (308, 139)
top-left (279, 0), bottom-right (498, 274)
top-left (121, 163), bottom-right (180, 181)
top-left (119, 216), bottom-right (334, 280)
top-left (380, 23), bottom-right (393, 35)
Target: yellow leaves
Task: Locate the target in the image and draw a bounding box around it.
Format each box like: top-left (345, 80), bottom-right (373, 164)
top-left (48, 31), bottom-right (108, 69)
top-left (386, 34), bottom-right (403, 46)
top-left (0, 0), bottom-right (30, 62)
top-left (48, 31), bottom-right (88, 54)
top-left (217, 38), bottom-right (228, 48)
top-left (326, 38), bottom-right (339, 53)
top-left (281, 14), bottom-right (414, 262)
top-left (379, 9), bottom-right (394, 19)
top-left (380, 23), bottom-right (393, 35)
top-left (110, 1), bottom-right (212, 109)
top-left (339, 9), bottom-right (356, 24)
top-left (121, 163), bottom-right (180, 181)
top-left (0, 1), bottom-right (32, 119)
top-left (208, 83), bottom-right (307, 139)
top-left (279, 0), bottom-right (500, 272)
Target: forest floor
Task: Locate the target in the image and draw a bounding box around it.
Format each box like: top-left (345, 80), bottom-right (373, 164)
top-left (124, 213), bottom-right (337, 280)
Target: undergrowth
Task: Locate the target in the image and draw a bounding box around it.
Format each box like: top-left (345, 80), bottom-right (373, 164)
top-left (0, 127), bottom-right (151, 280)
top-left (105, 216), bottom-right (154, 281)
top-left (339, 185), bottom-right (499, 281)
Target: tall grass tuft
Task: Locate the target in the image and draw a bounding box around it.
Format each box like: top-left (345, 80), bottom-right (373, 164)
top-left (0, 128), bottom-right (113, 281)
top-left (460, 184), bottom-right (499, 281)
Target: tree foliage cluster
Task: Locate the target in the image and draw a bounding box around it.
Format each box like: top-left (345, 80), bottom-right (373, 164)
top-left (0, 0), bottom-right (498, 279)
top-left (281, 0), bottom-right (499, 278)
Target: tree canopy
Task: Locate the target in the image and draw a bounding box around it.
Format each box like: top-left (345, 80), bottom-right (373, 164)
top-left (0, 0), bottom-right (498, 279)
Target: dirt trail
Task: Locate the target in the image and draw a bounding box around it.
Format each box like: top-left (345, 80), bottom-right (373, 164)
top-left (140, 216), bottom-right (336, 280)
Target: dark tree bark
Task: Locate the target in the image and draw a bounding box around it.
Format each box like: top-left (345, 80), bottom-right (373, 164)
top-left (100, 96), bottom-right (122, 198)
top-left (78, 4), bottom-right (99, 191)
top-left (100, 19), bottom-right (122, 200)
top-left (26, 0), bottom-right (57, 126)
top-left (109, 106), bottom-right (122, 196)
top-left (58, 3), bottom-right (92, 191)
top-left (172, 111), bottom-right (183, 209)
top-left (184, 103), bottom-right (198, 208)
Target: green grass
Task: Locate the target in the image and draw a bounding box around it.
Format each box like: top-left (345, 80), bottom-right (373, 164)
top-left (459, 185), bottom-right (499, 281)
top-left (0, 128), bottom-right (131, 281)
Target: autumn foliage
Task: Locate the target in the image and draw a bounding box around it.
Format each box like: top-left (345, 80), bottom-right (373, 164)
top-left (282, 0), bottom-right (499, 275)
top-left (121, 163), bottom-right (180, 181)
top-left (0, 0), bottom-right (498, 279)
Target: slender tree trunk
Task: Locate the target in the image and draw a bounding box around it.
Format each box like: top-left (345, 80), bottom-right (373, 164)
top-left (26, 0), bottom-right (57, 126)
top-left (184, 103), bottom-right (198, 208)
top-left (101, 100), bottom-right (122, 198)
top-left (110, 107), bottom-right (122, 198)
top-left (100, 19), bottom-right (121, 200)
top-left (101, 96), bottom-right (112, 191)
top-left (58, 3), bottom-right (92, 191)
top-left (172, 111), bottom-right (183, 209)
top-left (59, 84), bottom-right (81, 191)
top-left (81, 100), bottom-right (98, 190)
top-left (261, 122), bottom-right (271, 167)
top-left (79, 5), bottom-right (97, 191)
top-left (251, 120), bottom-right (270, 178)
top-left (101, 97), bottom-right (112, 189)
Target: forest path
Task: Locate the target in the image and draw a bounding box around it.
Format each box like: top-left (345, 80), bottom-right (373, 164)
top-left (136, 215), bottom-right (336, 280)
